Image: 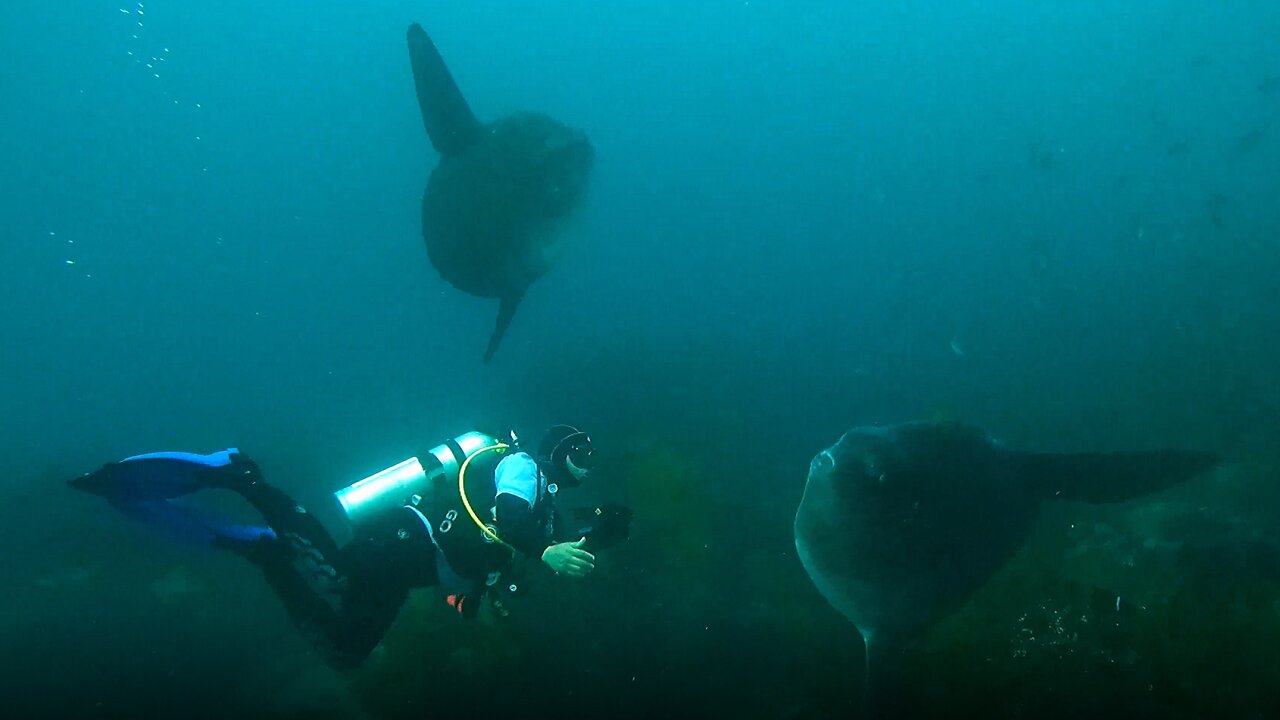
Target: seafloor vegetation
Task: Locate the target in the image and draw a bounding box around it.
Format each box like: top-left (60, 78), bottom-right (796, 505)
top-left (346, 433), bottom-right (1280, 719)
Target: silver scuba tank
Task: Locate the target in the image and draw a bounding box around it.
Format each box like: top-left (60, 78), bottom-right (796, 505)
top-left (333, 430), bottom-right (505, 532)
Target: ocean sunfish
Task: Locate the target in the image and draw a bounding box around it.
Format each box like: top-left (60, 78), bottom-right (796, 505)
top-left (406, 23), bottom-right (595, 363)
top-left (794, 421), bottom-right (1219, 711)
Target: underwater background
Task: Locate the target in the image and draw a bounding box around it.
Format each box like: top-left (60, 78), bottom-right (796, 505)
top-left (2, 1), bottom-right (1279, 717)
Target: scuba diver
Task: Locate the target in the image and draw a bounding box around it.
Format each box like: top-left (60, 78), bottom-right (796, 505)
top-left (67, 425), bottom-right (632, 670)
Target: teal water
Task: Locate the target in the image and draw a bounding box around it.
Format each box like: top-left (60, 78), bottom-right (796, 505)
top-left (2, 2), bottom-right (1278, 717)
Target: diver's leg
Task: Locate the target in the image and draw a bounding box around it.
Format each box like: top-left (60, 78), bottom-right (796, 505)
top-left (214, 464), bottom-right (438, 669)
top-left (208, 453), bottom-right (342, 558)
top-left (213, 519), bottom-right (372, 669)
top-left (203, 455), bottom-right (366, 665)
top-left (320, 506), bottom-right (441, 663)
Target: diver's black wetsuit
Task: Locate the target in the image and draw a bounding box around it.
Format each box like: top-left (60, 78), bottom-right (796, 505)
top-left (68, 429), bottom-right (616, 674)
top-left (215, 457), bottom-right (556, 670)
top-left (212, 461), bottom-right (439, 669)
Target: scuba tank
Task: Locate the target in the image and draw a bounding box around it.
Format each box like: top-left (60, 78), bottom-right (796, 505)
top-left (332, 430), bottom-right (516, 581)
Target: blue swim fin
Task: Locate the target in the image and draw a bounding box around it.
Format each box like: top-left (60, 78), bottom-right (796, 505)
top-left (68, 449), bottom-right (274, 548)
top-left (68, 449), bottom-right (253, 502)
top-left (113, 498), bottom-right (278, 549)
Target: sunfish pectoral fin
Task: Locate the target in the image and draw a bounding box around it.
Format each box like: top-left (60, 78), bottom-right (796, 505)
top-left (406, 23), bottom-right (481, 156)
top-left (1012, 449), bottom-right (1222, 504)
top-left (482, 291), bottom-right (526, 364)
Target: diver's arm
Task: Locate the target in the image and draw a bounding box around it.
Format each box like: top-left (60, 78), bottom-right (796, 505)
top-left (493, 452), bottom-right (594, 575)
top-left (495, 494), bottom-right (593, 577)
top-left (494, 493), bottom-right (554, 559)
top-left (492, 452), bottom-right (552, 558)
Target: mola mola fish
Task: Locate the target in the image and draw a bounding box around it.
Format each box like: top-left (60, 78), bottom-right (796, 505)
top-left (406, 23), bottom-right (595, 363)
top-left (794, 421), bottom-right (1219, 711)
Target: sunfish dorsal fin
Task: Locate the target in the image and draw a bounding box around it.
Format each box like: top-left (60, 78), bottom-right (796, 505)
top-left (1011, 449), bottom-right (1220, 503)
top-left (407, 23), bottom-right (481, 156)
top-left (482, 292), bottom-right (526, 364)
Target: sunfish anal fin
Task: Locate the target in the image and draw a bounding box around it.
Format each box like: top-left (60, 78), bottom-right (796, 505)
top-left (861, 630), bottom-right (915, 717)
top-left (483, 292), bottom-right (525, 364)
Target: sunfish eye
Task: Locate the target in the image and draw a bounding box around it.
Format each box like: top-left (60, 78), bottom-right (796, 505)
top-left (860, 452), bottom-right (882, 480)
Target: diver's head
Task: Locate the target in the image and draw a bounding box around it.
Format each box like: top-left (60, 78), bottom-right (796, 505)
top-left (538, 424), bottom-right (595, 487)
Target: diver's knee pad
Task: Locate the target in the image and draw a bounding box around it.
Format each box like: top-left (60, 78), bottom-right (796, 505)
top-left (282, 532), bottom-right (348, 614)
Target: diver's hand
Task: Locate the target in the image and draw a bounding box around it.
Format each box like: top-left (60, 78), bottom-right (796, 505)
top-left (541, 537), bottom-right (595, 578)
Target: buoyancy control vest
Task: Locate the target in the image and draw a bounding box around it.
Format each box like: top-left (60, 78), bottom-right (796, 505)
top-left (332, 430), bottom-right (520, 583)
